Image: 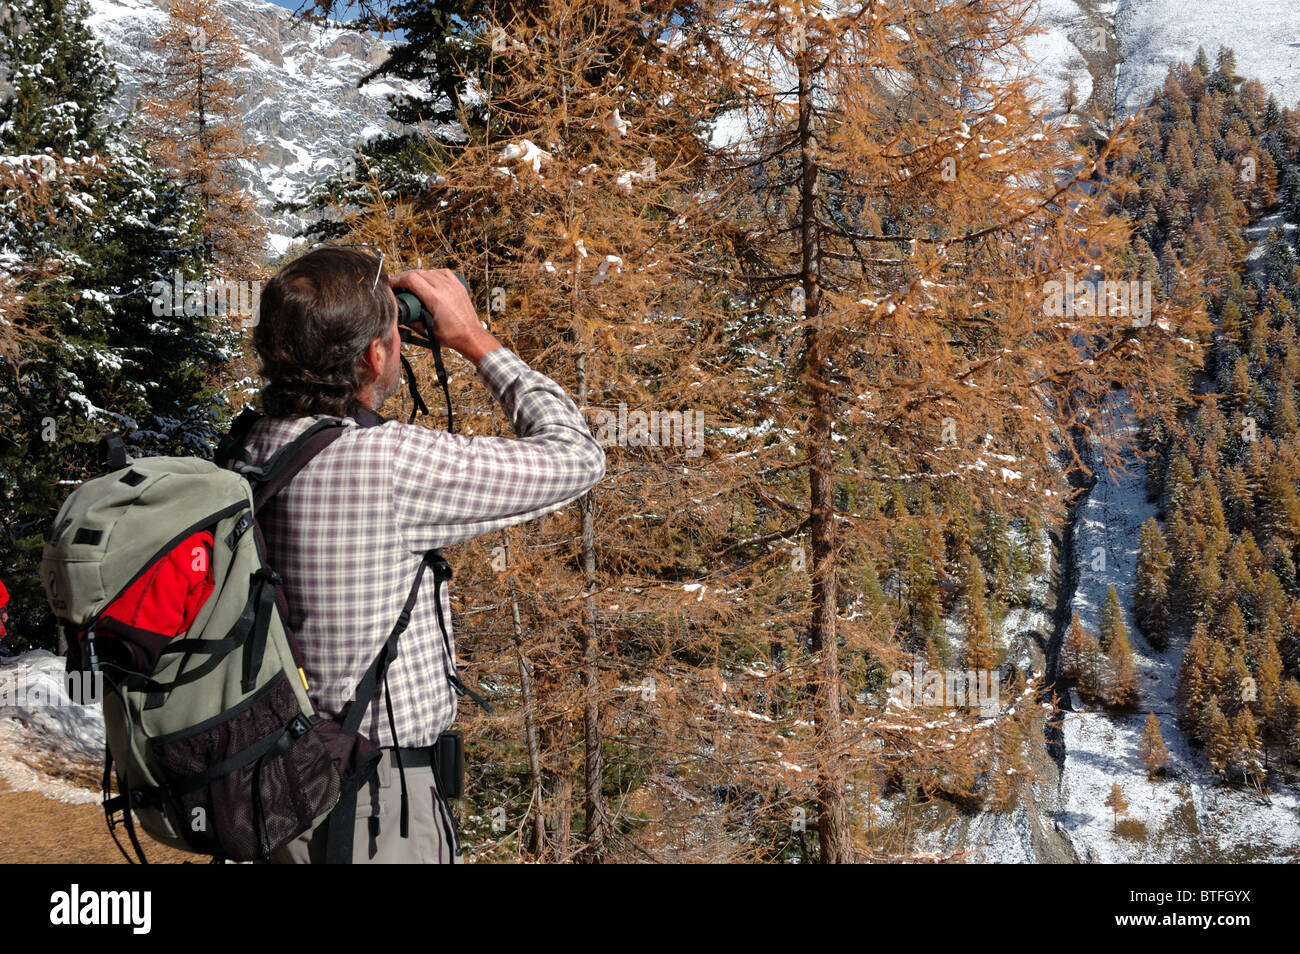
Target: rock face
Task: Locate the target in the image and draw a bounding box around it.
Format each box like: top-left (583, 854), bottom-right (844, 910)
top-left (84, 0), bottom-right (415, 255)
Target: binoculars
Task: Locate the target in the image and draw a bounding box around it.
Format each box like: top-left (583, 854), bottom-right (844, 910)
top-left (393, 272), bottom-right (471, 339)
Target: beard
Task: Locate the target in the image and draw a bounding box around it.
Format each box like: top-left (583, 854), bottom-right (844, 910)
top-left (374, 355), bottom-right (403, 406)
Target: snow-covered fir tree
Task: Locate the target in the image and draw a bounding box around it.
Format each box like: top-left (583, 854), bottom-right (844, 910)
top-left (0, 0), bottom-right (235, 647)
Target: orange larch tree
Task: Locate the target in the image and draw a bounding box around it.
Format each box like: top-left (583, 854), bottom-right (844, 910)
top-left (135, 0), bottom-right (265, 275)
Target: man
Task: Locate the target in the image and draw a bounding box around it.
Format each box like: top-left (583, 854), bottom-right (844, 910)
top-left (239, 247), bottom-right (606, 863)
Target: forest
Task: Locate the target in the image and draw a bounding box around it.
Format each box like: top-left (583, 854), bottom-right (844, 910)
top-left (2, 0), bottom-right (1299, 863)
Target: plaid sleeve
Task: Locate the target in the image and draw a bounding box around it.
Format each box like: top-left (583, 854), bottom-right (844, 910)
top-left (392, 346), bottom-right (607, 552)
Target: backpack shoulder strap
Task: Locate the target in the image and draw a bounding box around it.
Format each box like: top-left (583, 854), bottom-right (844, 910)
top-left (217, 412), bottom-right (349, 512)
top-left (324, 550), bottom-right (435, 864)
top-left (250, 419), bottom-right (349, 511)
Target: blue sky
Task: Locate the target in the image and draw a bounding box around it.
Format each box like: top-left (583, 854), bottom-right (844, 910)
top-left (267, 0), bottom-right (406, 42)
top-left (268, 0), bottom-right (403, 38)
top-left (269, 0), bottom-right (367, 19)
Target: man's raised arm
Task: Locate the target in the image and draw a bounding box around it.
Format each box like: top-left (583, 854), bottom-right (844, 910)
top-left (385, 268), bottom-right (604, 552)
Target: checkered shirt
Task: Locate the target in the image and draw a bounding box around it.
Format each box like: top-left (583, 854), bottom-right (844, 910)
top-left (240, 347), bottom-right (605, 747)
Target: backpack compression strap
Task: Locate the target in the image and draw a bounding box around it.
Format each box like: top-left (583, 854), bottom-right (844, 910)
top-left (323, 553), bottom-right (435, 864)
top-left (98, 434), bottom-right (129, 472)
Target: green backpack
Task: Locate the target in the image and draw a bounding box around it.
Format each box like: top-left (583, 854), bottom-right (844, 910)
top-left (40, 416), bottom-right (424, 863)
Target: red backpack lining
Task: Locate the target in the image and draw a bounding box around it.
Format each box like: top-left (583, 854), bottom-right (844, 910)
top-left (91, 529), bottom-right (216, 673)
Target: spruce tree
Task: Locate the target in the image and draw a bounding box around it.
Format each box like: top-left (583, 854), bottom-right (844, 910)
top-left (0, 0), bottom-right (229, 648)
top-left (963, 556), bottom-right (996, 671)
top-left (1210, 46), bottom-right (1239, 94)
top-left (1192, 46), bottom-right (1211, 78)
top-left (1262, 228), bottom-right (1298, 295)
top-left (1270, 680), bottom-right (1300, 763)
top-left (1202, 696), bottom-right (1233, 774)
top-left (1280, 167), bottom-right (1300, 225)
top-left (0, 0), bottom-right (113, 156)
top-left (1099, 585), bottom-right (1128, 652)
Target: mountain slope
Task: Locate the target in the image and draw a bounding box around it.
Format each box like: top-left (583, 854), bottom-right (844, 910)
top-left (1025, 0), bottom-right (1300, 118)
top-left (81, 0), bottom-right (1300, 256)
top-left (1116, 0), bottom-right (1300, 112)
top-left (85, 0), bottom-right (414, 254)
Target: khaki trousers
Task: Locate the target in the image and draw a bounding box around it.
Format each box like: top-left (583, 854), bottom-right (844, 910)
top-left (270, 753), bottom-right (463, 864)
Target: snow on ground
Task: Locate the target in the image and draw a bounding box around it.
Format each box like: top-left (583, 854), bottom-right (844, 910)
top-left (0, 652), bottom-right (105, 805)
top-left (1057, 397), bottom-right (1300, 862)
top-left (1245, 211), bottom-right (1299, 266)
top-left (959, 791), bottom-right (1044, 863)
top-left (1017, 0), bottom-right (1300, 119)
top-left (1116, 0), bottom-right (1300, 111)
top-left (1021, 0), bottom-right (1111, 114)
top-left (1002, 525), bottom-right (1055, 673)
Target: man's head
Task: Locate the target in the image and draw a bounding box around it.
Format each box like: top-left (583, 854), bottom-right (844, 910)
top-left (254, 247), bottom-right (401, 418)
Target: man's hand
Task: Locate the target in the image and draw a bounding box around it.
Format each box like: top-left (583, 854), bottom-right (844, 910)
top-left (391, 269), bottom-right (502, 365)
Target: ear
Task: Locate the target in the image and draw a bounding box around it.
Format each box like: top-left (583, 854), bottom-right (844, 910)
top-left (364, 333), bottom-right (386, 384)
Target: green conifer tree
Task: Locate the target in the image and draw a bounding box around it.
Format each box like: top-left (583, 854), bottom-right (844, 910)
top-left (1135, 517), bottom-right (1172, 648)
top-left (0, 0), bottom-right (230, 648)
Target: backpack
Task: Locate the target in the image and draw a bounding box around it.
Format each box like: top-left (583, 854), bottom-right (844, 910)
top-left (40, 411), bottom-right (435, 863)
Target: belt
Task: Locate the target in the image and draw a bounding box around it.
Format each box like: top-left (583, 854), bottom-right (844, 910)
top-left (383, 745), bottom-right (435, 768)
top-left (380, 740), bottom-right (463, 856)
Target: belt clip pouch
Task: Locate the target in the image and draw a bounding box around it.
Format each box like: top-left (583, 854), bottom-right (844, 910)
top-left (436, 731), bottom-right (464, 799)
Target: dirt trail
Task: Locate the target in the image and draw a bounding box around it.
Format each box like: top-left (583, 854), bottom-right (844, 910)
top-left (0, 716), bottom-right (190, 864)
top-left (0, 787), bottom-right (190, 863)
